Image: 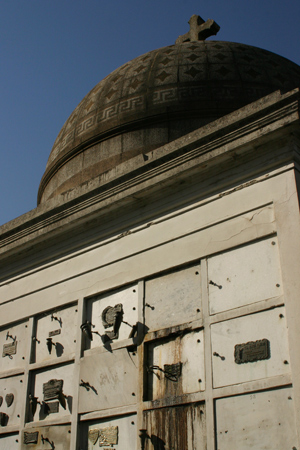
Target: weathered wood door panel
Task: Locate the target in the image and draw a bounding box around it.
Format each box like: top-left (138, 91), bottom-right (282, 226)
top-left (143, 403), bottom-right (206, 450)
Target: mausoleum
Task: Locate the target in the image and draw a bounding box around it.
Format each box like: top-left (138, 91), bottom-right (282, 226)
top-left (0, 15), bottom-right (300, 449)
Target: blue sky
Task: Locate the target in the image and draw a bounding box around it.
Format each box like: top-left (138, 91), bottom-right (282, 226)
top-left (1, 0), bottom-right (299, 226)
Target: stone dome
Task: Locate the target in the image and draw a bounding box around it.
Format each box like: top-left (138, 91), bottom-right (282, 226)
top-left (38, 40), bottom-right (300, 204)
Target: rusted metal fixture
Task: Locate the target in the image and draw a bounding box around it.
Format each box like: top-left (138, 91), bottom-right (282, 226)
top-left (80, 320), bottom-right (95, 341)
top-left (46, 337), bottom-right (56, 354)
top-left (51, 313), bottom-right (62, 327)
top-left (139, 429), bottom-right (148, 450)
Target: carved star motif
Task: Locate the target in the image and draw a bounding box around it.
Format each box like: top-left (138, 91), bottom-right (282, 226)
top-left (187, 54), bottom-right (199, 62)
top-left (216, 66), bottom-right (231, 77)
top-left (128, 78), bottom-right (141, 90)
top-left (156, 71), bottom-right (171, 82)
top-left (160, 57), bottom-right (172, 65)
top-left (185, 67), bottom-right (201, 78)
top-left (106, 88), bottom-right (117, 99)
top-left (134, 65), bottom-right (145, 74)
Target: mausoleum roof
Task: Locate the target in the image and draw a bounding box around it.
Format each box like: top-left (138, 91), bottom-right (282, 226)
top-left (38, 32), bottom-right (300, 204)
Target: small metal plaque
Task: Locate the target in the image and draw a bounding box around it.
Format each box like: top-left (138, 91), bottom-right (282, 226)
top-left (43, 379), bottom-right (63, 401)
top-left (5, 393), bottom-right (14, 407)
top-left (2, 341), bottom-right (17, 357)
top-left (47, 401), bottom-right (59, 414)
top-left (99, 426), bottom-right (118, 447)
top-left (49, 329), bottom-right (61, 337)
top-left (24, 431), bottom-right (39, 444)
top-left (234, 339), bottom-right (270, 364)
top-left (164, 362), bottom-right (182, 381)
top-left (88, 428), bottom-right (99, 445)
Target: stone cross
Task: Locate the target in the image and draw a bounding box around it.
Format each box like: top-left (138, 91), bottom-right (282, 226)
top-left (176, 15), bottom-right (220, 44)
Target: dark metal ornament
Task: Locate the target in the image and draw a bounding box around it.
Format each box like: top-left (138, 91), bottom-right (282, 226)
top-left (102, 304), bottom-right (124, 340)
top-left (80, 321), bottom-right (93, 341)
top-left (164, 362), bottom-right (182, 381)
top-left (5, 393), bottom-right (14, 407)
top-left (0, 412), bottom-right (8, 426)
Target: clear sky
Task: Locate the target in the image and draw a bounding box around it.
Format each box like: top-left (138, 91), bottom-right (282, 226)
top-left (1, 0), bottom-right (299, 226)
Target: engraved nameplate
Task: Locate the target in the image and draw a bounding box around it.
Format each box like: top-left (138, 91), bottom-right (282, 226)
top-left (24, 431), bottom-right (39, 444)
top-left (164, 362), bottom-right (182, 381)
top-left (49, 329), bottom-right (61, 337)
top-left (99, 426), bottom-right (118, 446)
top-left (234, 339), bottom-right (270, 364)
top-left (88, 429), bottom-right (99, 445)
top-left (2, 341), bottom-right (17, 357)
top-left (43, 379), bottom-right (63, 401)
top-left (47, 401), bottom-right (59, 414)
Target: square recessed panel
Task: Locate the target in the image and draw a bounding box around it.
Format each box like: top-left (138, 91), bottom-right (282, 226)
top-left (211, 307), bottom-right (290, 388)
top-left (34, 304), bottom-right (78, 363)
top-left (145, 264), bottom-right (201, 332)
top-left (80, 414), bottom-right (136, 450)
top-left (0, 433), bottom-right (19, 449)
top-left (208, 237), bottom-right (282, 314)
top-left (21, 425), bottom-right (71, 450)
top-left (146, 329), bottom-right (205, 401)
top-left (88, 285), bottom-right (138, 349)
top-left (0, 374), bottom-right (24, 427)
top-left (215, 388), bottom-right (298, 449)
top-left (30, 363), bottom-right (74, 422)
top-left (0, 321), bottom-right (28, 372)
top-left (79, 348), bottom-right (137, 414)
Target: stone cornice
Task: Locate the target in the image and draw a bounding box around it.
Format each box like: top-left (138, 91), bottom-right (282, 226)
top-left (0, 89), bottom-right (299, 257)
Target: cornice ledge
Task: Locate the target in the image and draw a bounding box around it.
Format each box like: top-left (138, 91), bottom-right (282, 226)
top-left (0, 89), bottom-right (299, 255)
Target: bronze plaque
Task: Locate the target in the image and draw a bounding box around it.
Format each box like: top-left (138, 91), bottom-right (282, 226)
top-left (88, 428), bottom-right (99, 445)
top-left (234, 339), bottom-right (270, 364)
top-left (43, 379), bottom-right (64, 401)
top-left (2, 341), bottom-right (17, 357)
top-left (99, 426), bottom-right (118, 446)
top-left (47, 401), bottom-right (59, 414)
top-left (164, 362), bottom-right (182, 381)
top-left (49, 329), bottom-right (61, 337)
top-left (5, 393), bottom-right (14, 407)
top-left (24, 431), bottom-right (39, 444)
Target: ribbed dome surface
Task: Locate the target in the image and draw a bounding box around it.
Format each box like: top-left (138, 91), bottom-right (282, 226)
top-left (38, 41), bottom-right (300, 204)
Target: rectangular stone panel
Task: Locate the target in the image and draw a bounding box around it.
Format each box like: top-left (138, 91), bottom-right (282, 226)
top-left (30, 363), bottom-right (74, 422)
top-left (79, 348), bottom-right (137, 414)
top-left (79, 414), bottom-right (137, 450)
top-left (86, 284), bottom-right (138, 350)
top-left (208, 237), bottom-right (282, 314)
top-left (145, 329), bottom-right (205, 400)
top-left (211, 306), bottom-right (290, 388)
top-left (0, 320), bottom-right (28, 373)
top-left (215, 387), bottom-right (298, 449)
top-left (144, 263), bottom-right (201, 332)
top-left (0, 374), bottom-right (24, 427)
top-left (0, 433), bottom-right (19, 449)
top-left (21, 425), bottom-right (71, 450)
top-left (143, 402), bottom-right (206, 450)
top-left (33, 303), bottom-right (78, 363)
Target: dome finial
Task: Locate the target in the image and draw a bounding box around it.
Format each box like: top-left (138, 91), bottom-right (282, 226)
top-left (175, 15), bottom-right (220, 44)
